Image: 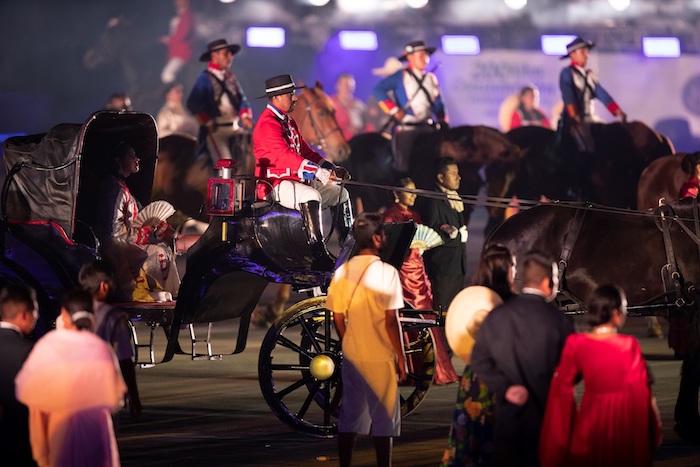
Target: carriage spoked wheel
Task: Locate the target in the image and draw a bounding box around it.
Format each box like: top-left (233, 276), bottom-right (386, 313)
top-left (258, 296), bottom-right (435, 438)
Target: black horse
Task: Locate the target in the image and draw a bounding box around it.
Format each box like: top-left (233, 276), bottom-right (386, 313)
top-left (342, 125), bottom-right (522, 225)
top-left (486, 121), bottom-right (674, 228)
top-left (486, 198), bottom-right (700, 438)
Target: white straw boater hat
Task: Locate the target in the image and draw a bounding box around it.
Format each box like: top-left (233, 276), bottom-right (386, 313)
top-left (445, 286), bottom-right (503, 363)
top-left (561, 36), bottom-right (595, 59)
top-left (199, 39), bottom-right (241, 62)
top-left (398, 40), bottom-right (437, 61)
top-left (257, 74), bottom-right (307, 99)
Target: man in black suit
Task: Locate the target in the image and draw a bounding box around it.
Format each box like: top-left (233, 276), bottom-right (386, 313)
top-left (0, 284), bottom-right (38, 466)
top-left (471, 252), bottom-right (574, 467)
top-left (421, 156), bottom-right (468, 311)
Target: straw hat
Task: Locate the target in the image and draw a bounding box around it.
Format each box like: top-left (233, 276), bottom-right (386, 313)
top-left (371, 57), bottom-right (404, 77)
top-left (445, 286), bottom-right (503, 363)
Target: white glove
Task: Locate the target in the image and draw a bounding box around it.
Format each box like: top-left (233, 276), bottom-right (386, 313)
top-left (315, 167), bottom-right (332, 186)
top-left (459, 225), bottom-right (468, 243)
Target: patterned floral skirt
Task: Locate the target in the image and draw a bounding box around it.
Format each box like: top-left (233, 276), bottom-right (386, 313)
top-left (441, 365), bottom-right (496, 467)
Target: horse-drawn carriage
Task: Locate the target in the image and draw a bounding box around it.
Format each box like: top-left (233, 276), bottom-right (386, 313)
top-left (1, 110), bottom-right (439, 438)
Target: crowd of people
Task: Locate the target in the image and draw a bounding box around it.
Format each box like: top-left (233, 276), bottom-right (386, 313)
top-left (0, 31), bottom-right (667, 467)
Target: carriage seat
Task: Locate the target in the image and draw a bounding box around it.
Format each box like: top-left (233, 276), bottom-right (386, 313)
top-left (7, 220), bottom-right (97, 277)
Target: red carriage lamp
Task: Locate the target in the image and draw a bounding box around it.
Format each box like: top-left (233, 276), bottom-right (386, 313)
top-left (207, 160), bottom-right (239, 215)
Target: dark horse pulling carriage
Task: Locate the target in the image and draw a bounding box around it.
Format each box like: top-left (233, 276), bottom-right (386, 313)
top-left (1, 110), bottom-right (439, 438)
top-left (486, 198), bottom-right (700, 437)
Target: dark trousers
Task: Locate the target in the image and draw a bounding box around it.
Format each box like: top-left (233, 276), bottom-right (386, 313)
top-left (430, 274), bottom-right (464, 312)
top-left (493, 401), bottom-right (542, 467)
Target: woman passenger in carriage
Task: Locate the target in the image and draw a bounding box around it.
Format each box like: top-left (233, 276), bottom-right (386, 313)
top-left (97, 142), bottom-right (180, 302)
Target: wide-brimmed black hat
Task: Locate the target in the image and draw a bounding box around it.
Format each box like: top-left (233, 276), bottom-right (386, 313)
top-left (199, 39), bottom-right (241, 62)
top-left (561, 36), bottom-right (595, 59)
top-left (398, 40), bottom-right (437, 61)
top-left (256, 74), bottom-right (307, 99)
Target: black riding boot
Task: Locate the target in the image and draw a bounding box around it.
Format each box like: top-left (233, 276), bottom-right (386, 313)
top-left (299, 201), bottom-right (336, 271)
top-left (332, 200), bottom-right (354, 246)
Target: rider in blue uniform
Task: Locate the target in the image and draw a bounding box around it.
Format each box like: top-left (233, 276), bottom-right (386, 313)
top-left (372, 40), bottom-right (448, 174)
top-left (559, 36), bottom-right (626, 153)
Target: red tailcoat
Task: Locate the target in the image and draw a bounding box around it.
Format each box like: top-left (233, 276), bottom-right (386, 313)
top-left (253, 104), bottom-right (326, 199)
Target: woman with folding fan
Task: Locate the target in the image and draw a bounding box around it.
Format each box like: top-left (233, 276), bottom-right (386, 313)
top-left (96, 142), bottom-right (180, 302)
top-left (383, 177), bottom-right (457, 385)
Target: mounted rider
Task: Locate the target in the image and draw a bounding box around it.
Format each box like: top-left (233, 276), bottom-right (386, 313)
top-left (372, 40), bottom-right (448, 173)
top-left (187, 39), bottom-right (254, 171)
top-left (252, 74), bottom-right (353, 267)
top-left (558, 36), bottom-right (627, 153)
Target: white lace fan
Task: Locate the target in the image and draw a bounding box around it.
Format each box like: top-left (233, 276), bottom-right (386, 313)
top-left (133, 200), bottom-right (176, 229)
top-left (410, 224), bottom-right (443, 251)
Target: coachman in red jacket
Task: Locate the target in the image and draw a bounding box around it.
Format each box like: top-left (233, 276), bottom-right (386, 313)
top-left (252, 74), bottom-right (354, 266)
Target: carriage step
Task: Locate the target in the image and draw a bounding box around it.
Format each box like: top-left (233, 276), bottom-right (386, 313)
top-left (129, 320), bottom-right (158, 368)
top-left (189, 323), bottom-right (223, 361)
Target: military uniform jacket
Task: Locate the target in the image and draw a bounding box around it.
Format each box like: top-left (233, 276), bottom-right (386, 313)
top-left (253, 104), bottom-right (327, 199)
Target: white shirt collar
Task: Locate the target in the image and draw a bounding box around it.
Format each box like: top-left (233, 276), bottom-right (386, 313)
top-left (521, 287), bottom-right (547, 298)
top-left (267, 103), bottom-right (287, 121)
top-left (0, 321), bottom-right (23, 334)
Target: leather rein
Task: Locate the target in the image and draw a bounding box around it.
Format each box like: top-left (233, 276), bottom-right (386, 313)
top-left (295, 88), bottom-right (343, 152)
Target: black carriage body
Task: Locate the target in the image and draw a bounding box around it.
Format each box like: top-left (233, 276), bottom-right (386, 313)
top-left (1, 111), bottom-right (158, 328)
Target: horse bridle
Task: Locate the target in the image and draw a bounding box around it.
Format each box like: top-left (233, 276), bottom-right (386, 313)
top-left (295, 88), bottom-right (343, 152)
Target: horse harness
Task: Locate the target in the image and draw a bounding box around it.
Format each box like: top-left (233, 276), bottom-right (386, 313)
top-left (656, 199), bottom-right (700, 309)
top-left (556, 207), bottom-right (588, 311)
top-left (556, 203), bottom-right (700, 314)
top-left (295, 89), bottom-right (343, 152)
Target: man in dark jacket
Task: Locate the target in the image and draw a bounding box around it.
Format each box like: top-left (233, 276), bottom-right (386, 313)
top-left (471, 252), bottom-right (574, 467)
top-left (0, 285), bottom-right (38, 466)
top-left (421, 156), bottom-right (467, 311)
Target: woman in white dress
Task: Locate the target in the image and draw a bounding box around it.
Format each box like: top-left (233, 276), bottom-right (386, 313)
top-left (15, 289), bottom-right (126, 467)
top-left (97, 142), bottom-right (180, 302)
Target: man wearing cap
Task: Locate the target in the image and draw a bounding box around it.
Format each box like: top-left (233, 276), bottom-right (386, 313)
top-left (187, 39), bottom-right (253, 170)
top-left (253, 74), bottom-right (353, 266)
top-left (372, 40), bottom-right (447, 173)
top-left (559, 36), bottom-right (626, 153)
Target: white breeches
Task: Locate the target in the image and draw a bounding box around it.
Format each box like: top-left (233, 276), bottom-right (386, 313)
top-left (274, 180), bottom-right (349, 211)
top-left (161, 57), bottom-right (186, 84)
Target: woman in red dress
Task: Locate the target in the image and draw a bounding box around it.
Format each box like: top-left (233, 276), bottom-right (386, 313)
top-left (383, 177), bottom-right (457, 385)
top-left (539, 285), bottom-right (662, 467)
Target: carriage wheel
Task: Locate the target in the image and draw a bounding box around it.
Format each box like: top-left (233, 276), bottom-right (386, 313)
top-left (258, 296), bottom-right (435, 438)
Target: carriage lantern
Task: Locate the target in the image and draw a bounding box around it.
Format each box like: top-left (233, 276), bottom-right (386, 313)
top-left (207, 160), bottom-right (240, 215)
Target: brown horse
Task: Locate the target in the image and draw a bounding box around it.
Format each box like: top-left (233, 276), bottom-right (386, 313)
top-left (486, 121), bottom-right (674, 229)
top-left (152, 82), bottom-right (349, 220)
top-left (486, 199), bottom-right (700, 438)
top-left (342, 125), bottom-right (522, 219)
top-left (637, 154), bottom-right (687, 212)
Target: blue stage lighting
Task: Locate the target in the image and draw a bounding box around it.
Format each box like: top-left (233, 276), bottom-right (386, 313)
top-left (338, 31), bottom-right (378, 51)
top-left (441, 35), bottom-right (480, 55)
top-left (642, 37), bottom-right (681, 58)
top-left (541, 35), bottom-right (578, 56)
top-left (246, 27), bottom-right (286, 48)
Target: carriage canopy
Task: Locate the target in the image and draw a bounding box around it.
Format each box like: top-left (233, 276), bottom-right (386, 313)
top-left (2, 111), bottom-right (158, 239)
